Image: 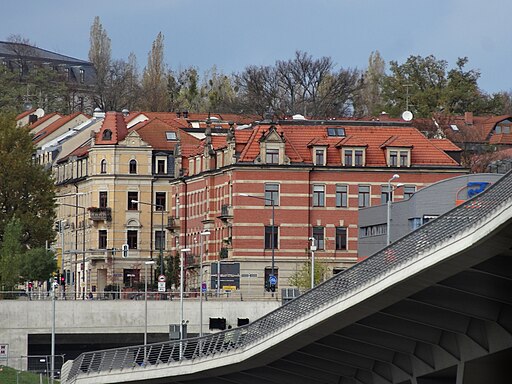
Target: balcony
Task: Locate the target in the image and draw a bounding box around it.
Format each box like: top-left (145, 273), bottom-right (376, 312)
top-left (88, 207), bottom-right (112, 222)
top-left (217, 204), bottom-right (233, 223)
top-left (166, 216), bottom-right (180, 232)
top-left (219, 247), bottom-right (229, 259)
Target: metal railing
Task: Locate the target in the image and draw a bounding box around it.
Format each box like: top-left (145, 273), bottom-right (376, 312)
top-left (62, 171), bottom-right (512, 383)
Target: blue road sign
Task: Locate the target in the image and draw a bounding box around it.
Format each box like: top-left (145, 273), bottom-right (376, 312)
top-left (201, 282), bottom-right (207, 292)
top-left (269, 275), bottom-right (277, 286)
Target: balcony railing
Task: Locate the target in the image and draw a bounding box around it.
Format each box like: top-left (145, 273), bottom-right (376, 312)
top-left (217, 204), bottom-right (233, 222)
top-left (88, 207), bottom-right (112, 221)
top-left (166, 216), bottom-right (180, 231)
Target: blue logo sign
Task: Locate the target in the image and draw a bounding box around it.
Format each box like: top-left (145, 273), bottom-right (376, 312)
top-left (269, 275), bottom-right (277, 286)
top-left (467, 182), bottom-right (490, 198)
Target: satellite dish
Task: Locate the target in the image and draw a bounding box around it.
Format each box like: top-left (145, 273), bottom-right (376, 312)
top-left (34, 108), bottom-right (45, 118)
top-left (23, 102), bottom-right (33, 111)
top-left (401, 110), bottom-right (413, 121)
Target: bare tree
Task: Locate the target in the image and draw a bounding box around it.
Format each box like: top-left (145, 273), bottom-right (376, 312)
top-left (235, 51), bottom-right (360, 118)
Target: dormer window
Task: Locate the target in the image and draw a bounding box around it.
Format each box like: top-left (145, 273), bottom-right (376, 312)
top-left (266, 148), bottom-right (279, 164)
top-left (102, 129), bottom-right (112, 140)
top-left (386, 147), bottom-right (411, 167)
top-left (155, 155), bottom-right (167, 174)
top-left (311, 145), bottom-right (327, 166)
top-left (342, 148), bottom-right (366, 167)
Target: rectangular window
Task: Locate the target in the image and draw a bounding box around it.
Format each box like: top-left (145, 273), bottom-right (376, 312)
top-left (315, 149), bottom-right (324, 166)
top-left (99, 191), bottom-right (108, 208)
top-left (335, 227), bottom-right (347, 250)
top-left (264, 225), bottom-right (278, 249)
top-left (358, 185), bottom-right (370, 208)
top-left (381, 185), bottom-right (391, 204)
top-left (400, 151), bottom-right (409, 167)
top-left (313, 226), bottom-right (324, 250)
top-left (165, 131), bottom-right (177, 141)
top-left (128, 192), bottom-right (138, 210)
top-left (98, 230), bottom-right (107, 249)
top-left (79, 68), bottom-right (85, 83)
top-left (266, 148), bottom-right (279, 164)
top-left (389, 151), bottom-right (398, 166)
top-left (336, 184), bottom-right (348, 208)
top-left (403, 185), bottom-right (416, 200)
top-left (313, 185), bottom-right (325, 207)
top-left (155, 230), bottom-right (165, 251)
top-left (344, 150), bottom-right (353, 166)
top-left (265, 183), bottom-right (279, 206)
top-left (354, 150), bottom-right (364, 166)
top-left (155, 192), bottom-right (166, 210)
top-left (157, 159), bottom-right (166, 174)
top-left (127, 230), bottom-right (138, 249)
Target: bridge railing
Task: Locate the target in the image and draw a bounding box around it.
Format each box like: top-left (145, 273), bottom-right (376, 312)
top-left (62, 171), bottom-right (512, 383)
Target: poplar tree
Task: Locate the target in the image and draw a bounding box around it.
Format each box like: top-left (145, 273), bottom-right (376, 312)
top-left (141, 32), bottom-right (168, 111)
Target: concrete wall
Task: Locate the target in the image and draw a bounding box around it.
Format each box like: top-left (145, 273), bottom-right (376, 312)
top-left (0, 298), bottom-right (280, 370)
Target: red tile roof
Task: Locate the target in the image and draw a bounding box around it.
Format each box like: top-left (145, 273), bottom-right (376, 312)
top-left (236, 122), bottom-right (459, 166)
top-left (429, 138), bottom-right (462, 152)
top-left (29, 112), bottom-right (61, 130)
top-left (16, 109), bottom-right (36, 120)
top-left (32, 112), bottom-right (83, 144)
top-left (130, 118), bottom-right (200, 150)
top-left (95, 112), bottom-right (129, 144)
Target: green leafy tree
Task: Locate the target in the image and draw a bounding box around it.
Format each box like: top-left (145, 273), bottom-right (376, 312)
top-left (0, 217), bottom-right (23, 290)
top-left (165, 252), bottom-right (181, 289)
top-left (289, 260), bottom-right (329, 291)
top-left (20, 247), bottom-right (57, 282)
top-left (381, 55), bottom-right (503, 118)
top-left (0, 113), bottom-right (56, 248)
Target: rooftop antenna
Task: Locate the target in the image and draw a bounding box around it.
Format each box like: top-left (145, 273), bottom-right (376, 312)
top-left (401, 84), bottom-right (414, 121)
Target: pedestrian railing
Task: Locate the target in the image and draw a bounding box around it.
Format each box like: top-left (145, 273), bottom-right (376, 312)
top-left (61, 171), bottom-right (512, 383)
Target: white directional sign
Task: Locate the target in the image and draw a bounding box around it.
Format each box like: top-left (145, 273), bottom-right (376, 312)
top-left (0, 344), bottom-right (8, 360)
top-left (158, 282), bottom-right (166, 292)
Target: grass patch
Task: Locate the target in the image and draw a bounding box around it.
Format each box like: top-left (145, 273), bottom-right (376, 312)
top-left (0, 365), bottom-right (59, 384)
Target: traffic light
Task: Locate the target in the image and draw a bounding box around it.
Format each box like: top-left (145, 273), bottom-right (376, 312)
top-left (122, 244), bottom-right (129, 258)
top-left (60, 273), bottom-right (65, 285)
top-left (270, 284), bottom-right (276, 292)
top-left (54, 221), bottom-right (61, 232)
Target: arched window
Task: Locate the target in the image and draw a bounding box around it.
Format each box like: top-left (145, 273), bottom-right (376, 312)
top-left (129, 159), bottom-right (137, 174)
top-left (100, 159), bottom-right (107, 174)
top-left (102, 129), bottom-right (112, 140)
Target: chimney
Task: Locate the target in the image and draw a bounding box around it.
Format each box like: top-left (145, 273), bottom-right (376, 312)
top-left (183, 110), bottom-right (189, 118)
top-left (28, 114), bottom-right (38, 124)
top-left (465, 112), bottom-right (474, 125)
top-left (176, 111), bottom-right (181, 118)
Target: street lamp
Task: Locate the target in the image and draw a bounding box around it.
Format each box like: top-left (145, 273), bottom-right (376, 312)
top-left (55, 199), bottom-right (86, 300)
top-left (309, 237), bottom-right (317, 289)
top-left (179, 247), bottom-right (191, 342)
top-left (386, 174), bottom-right (403, 245)
top-left (240, 193), bottom-right (276, 293)
top-left (144, 260), bottom-right (155, 348)
top-left (199, 231), bottom-right (210, 337)
top-left (132, 200), bottom-right (165, 278)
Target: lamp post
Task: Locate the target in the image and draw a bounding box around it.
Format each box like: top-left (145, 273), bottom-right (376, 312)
top-left (386, 174), bottom-right (403, 246)
top-left (179, 247), bottom-right (191, 342)
top-left (132, 200), bottom-right (165, 278)
top-left (240, 193), bottom-right (276, 293)
top-left (199, 231), bottom-right (210, 337)
top-left (55, 199), bottom-right (86, 299)
top-left (144, 260), bottom-right (155, 348)
top-left (309, 237), bottom-right (317, 289)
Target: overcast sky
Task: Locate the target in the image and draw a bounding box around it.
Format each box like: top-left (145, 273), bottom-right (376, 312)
top-left (2, 0), bottom-right (510, 94)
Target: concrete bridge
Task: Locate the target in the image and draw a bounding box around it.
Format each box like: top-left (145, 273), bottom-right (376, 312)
top-left (61, 171), bottom-right (512, 384)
